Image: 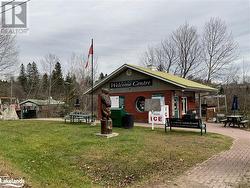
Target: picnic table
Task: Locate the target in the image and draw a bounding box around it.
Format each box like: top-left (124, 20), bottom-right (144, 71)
top-left (221, 115), bottom-right (249, 128)
top-left (64, 112), bottom-right (92, 123)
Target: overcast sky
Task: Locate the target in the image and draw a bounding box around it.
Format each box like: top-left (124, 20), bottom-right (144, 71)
top-left (17, 0), bottom-right (250, 76)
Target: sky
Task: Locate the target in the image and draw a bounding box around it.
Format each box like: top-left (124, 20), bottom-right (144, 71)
top-left (15, 0), bottom-right (250, 76)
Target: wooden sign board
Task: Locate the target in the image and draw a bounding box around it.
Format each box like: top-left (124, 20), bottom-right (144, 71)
top-left (145, 99), bottom-right (161, 112)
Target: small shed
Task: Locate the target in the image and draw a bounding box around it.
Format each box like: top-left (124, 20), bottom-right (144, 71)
top-left (20, 99), bottom-right (65, 118)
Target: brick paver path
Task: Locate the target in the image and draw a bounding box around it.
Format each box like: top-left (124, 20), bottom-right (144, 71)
top-left (161, 123), bottom-right (250, 188)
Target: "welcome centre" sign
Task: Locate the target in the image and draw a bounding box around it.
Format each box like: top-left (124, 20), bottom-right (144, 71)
top-left (110, 79), bottom-right (152, 89)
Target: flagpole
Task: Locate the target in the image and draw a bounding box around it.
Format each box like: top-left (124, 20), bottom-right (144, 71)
top-left (91, 38), bottom-right (94, 122)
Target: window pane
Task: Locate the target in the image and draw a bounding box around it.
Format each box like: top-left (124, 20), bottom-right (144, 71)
top-left (135, 96), bottom-right (145, 112)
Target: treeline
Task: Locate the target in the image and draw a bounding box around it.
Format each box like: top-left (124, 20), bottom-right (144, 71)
top-left (17, 62), bottom-right (77, 101)
top-left (0, 53), bottom-right (107, 113)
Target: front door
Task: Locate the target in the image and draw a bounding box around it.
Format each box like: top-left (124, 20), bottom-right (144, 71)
top-left (173, 96), bottom-right (179, 118)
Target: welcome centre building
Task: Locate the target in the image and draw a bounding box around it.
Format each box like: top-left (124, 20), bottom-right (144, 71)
top-left (85, 64), bottom-right (217, 123)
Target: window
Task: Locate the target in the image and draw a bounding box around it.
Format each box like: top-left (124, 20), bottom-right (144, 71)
top-left (181, 97), bottom-right (187, 114)
top-left (135, 96), bottom-right (145, 112)
top-left (119, 96), bottom-right (125, 108)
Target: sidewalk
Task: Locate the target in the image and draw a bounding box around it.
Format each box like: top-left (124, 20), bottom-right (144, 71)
top-left (152, 123), bottom-right (250, 188)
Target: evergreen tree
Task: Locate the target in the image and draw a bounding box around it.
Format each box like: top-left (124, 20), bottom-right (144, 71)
top-left (65, 73), bottom-right (72, 83)
top-left (17, 64), bottom-right (27, 93)
top-left (31, 62), bottom-right (39, 87)
top-left (51, 62), bottom-right (64, 98)
top-left (64, 73), bottom-right (77, 107)
top-left (31, 62), bottom-right (40, 97)
top-left (26, 62), bottom-right (40, 97)
top-left (99, 72), bottom-right (105, 80)
top-left (26, 63), bottom-right (32, 97)
top-left (42, 73), bottom-right (49, 94)
top-left (64, 73), bottom-right (73, 103)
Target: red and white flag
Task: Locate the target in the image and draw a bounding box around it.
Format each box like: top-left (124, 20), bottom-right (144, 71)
top-left (85, 43), bottom-right (93, 69)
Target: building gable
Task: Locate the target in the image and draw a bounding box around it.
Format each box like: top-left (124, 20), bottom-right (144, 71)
top-left (85, 64), bottom-right (217, 95)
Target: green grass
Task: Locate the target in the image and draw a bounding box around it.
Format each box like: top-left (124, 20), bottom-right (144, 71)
top-left (0, 120), bottom-right (232, 187)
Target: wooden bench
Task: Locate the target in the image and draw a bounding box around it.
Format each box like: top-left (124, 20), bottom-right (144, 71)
top-left (165, 118), bottom-right (206, 135)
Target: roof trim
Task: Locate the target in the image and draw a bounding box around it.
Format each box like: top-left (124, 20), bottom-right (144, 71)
top-left (83, 64), bottom-right (128, 94)
top-left (20, 99), bottom-right (65, 106)
top-left (127, 65), bottom-right (186, 89)
top-left (84, 64), bottom-right (217, 94)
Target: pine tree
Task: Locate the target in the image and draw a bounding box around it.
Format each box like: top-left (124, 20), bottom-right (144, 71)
top-left (99, 72), bottom-right (105, 80)
top-left (42, 73), bottom-right (49, 94)
top-left (26, 62), bottom-right (40, 97)
top-left (26, 63), bottom-right (32, 97)
top-left (65, 73), bottom-right (72, 84)
top-left (31, 62), bottom-right (40, 97)
top-left (51, 62), bottom-right (64, 98)
top-left (18, 64), bottom-right (27, 93)
top-left (31, 62), bottom-right (39, 86)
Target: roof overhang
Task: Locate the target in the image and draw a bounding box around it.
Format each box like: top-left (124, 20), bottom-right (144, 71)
top-left (84, 64), bottom-right (218, 94)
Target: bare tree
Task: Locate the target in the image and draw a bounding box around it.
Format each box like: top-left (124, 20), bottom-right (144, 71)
top-left (68, 53), bottom-right (99, 112)
top-left (222, 65), bottom-right (240, 85)
top-left (140, 46), bottom-right (157, 67)
top-left (160, 39), bottom-right (178, 73)
top-left (69, 52), bottom-right (98, 83)
top-left (201, 17), bottom-right (238, 83)
top-left (141, 39), bottom-right (177, 72)
top-left (0, 34), bottom-right (18, 74)
top-left (172, 23), bottom-right (201, 78)
top-left (40, 54), bottom-right (60, 100)
top-left (68, 53), bottom-right (85, 82)
top-left (41, 53), bottom-right (59, 75)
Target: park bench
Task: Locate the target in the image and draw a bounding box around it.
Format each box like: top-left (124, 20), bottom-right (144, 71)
top-left (165, 118), bottom-right (206, 135)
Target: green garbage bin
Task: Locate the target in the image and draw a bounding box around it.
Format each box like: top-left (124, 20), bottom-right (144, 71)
top-left (111, 108), bottom-right (128, 127)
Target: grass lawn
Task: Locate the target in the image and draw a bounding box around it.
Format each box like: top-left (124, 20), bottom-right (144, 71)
top-left (0, 120), bottom-right (232, 187)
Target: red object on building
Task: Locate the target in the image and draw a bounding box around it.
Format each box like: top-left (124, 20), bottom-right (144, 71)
top-left (85, 64), bottom-right (217, 123)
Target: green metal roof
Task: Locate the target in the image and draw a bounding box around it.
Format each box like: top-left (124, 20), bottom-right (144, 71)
top-left (20, 99), bottom-right (65, 106)
top-left (128, 64), bottom-right (217, 92)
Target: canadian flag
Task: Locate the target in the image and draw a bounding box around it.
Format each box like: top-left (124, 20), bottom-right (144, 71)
top-left (85, 43), bottom-right (93, 69)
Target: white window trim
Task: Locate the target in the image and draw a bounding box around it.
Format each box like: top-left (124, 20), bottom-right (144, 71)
top-left (181, 97), bottom-right (188, 115)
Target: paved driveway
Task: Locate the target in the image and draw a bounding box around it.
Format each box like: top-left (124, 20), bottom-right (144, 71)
top-left (152, 123), bottom-right (250, 188)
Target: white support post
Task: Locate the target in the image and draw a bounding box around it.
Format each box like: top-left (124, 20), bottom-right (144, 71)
top-left (217, 96), bottom-right (220, 113)
top-left (225, 95), bottom-right (228, 114)
top-left (199, 93), bottom-right (202, 118)
top-left (151, 110), bottom-right (154, 130)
